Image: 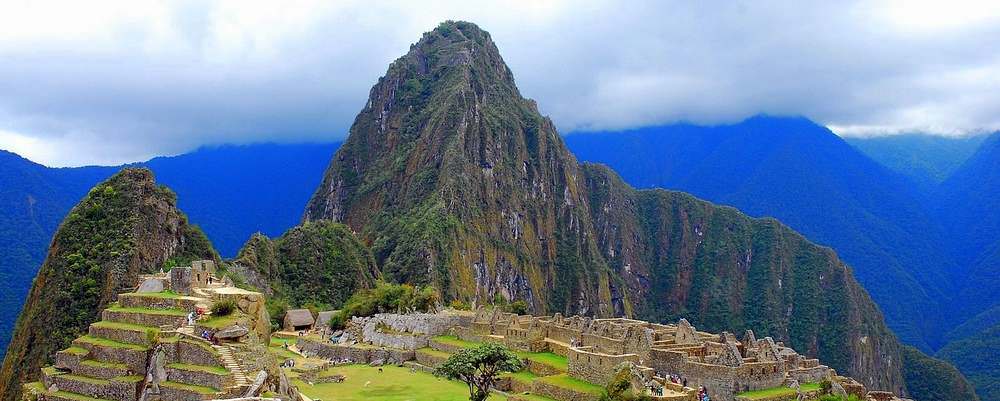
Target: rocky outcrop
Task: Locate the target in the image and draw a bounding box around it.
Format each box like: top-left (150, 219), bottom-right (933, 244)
top-left (0, 168), bottom-right (217, 401)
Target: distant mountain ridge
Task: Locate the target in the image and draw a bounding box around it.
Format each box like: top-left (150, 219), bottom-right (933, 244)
top-left (847, 133), bottom-right (988, 187)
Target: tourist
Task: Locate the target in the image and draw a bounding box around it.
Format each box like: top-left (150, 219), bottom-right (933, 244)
top-left (187, 311), bottom-right (195, 326)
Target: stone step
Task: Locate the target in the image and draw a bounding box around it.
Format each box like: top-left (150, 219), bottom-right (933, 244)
top-left (71, 336), bottom-right (149, 374)
top-left (117, 292), bottom-right (204, 311)
top-left (159, 380), bottom-right (221, 401)
top-left (102, 306), bottom-right (187, 328)
top-left (41, 368), bottom-right (143, 401)
top-left (165, 363), bottom-right (233, 390)
top-left (88, 321), bottom-right (160, 346)
top-left (45, 390), bottom-right (115, 401)
top-left (73, 360), bottom-right (133, 380)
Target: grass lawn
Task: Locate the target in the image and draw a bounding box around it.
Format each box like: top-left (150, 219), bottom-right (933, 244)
top-left (516, 352), bottom-right (567, 371)
top-left (536, 374), bottom-right (604, 395)
top-left (292, 364), bottom-right (507, 401)
top-left (737, 382), bottom-right (821, 399)
top-left (198, 313), bottom-right (242, 329)
top-left (161, 381), bottom-right (219, 395)
top-left (167, 363), bottom-right (230, 375)
top-left (432, 335), bottom-right (482, 349)
top-left (502, 370), bottom-right (538, 384)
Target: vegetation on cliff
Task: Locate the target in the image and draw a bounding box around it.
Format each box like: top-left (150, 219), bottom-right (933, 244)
top-left (0, 168), bottom-right (217, 401)
top-left (232, 220), bottom-right (380, 313)
top-left (902, 345), bottom-right (980, 401)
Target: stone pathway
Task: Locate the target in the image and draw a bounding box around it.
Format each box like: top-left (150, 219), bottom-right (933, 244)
top-left (213, 344), bottom-right (250, 391)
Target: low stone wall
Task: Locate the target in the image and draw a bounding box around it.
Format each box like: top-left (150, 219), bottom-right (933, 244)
top-left (168, 339), bottom-right (221, 367)
top-left (531, 379), bottom-right (601, 401)
top-left (71, 360), bottom-right (132, 379)
top-left (165, 365), bottom-right (229, 390)
top-left (88, 325), bottom-right (154, 346)
top-left (54, 350), bottom-right (85, 371)
top-left (43, 371), bottom-right (141, 401)
top-left (71, 339), bottom-right (149, 373)
top-left (414, 349), bottom-right (449, 368)
top-left (428, 339), bottom-right (467, 354)
top-left (158, 383), bottom-right (210, 401)
top-left (296, 338), bottom-right (415, 364)
top-left (545, 339), bottom-right (570, 357)
top-left (567, 347), bottom-right (638, 386)
top-left (118, 294), bottom-right (200, 310)
top-left (526, 359), bottom-right (564, 376)
top-left (102, 309), bottom-right (186, 327)
top-left (787, 365), bottom-right (832, 383)
top-left (732, 388), bottom-right (822, 401)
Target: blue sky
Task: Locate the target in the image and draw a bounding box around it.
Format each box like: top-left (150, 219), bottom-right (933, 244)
top-left (1, 0), bottom-right (998, 166)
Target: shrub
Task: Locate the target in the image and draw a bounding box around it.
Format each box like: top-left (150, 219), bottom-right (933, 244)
top-left (338, 281), bottom-right (439, 319)
top-left (328, 312), bottom-right (347, 330)
top-left (450, 299), bottom-right (471, 310)
top-left (211, 299), bottom-right (236, 316)
top-left (266, 299), bottom-right (288, 332)
top-left (505, 300), bottom-right (528, 315)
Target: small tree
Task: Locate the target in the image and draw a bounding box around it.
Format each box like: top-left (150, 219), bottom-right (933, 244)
top-left (434, 343), bottom-right (524, 401)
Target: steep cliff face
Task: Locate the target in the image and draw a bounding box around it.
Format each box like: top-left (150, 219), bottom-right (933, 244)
top-left (582, 163), bottom-right (905, 392)
top-left (232, 220), bottom-right (380, 309)
top-left (0, 168), bottom-right (216, 401)
top-left (304, 21), bottom-right (616, 316)
top-left (303, 21), bottom-right (937, 396)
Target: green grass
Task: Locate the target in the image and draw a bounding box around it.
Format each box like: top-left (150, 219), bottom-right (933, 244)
top-left (91, 320), bottom-right (160, 333)
top-left (22, 381), bottom-right (46, 392)
top-left (111, 376), bottom-right (144, 383)
top-left (511, 395), bottom-right (558, 401)
top-left (517, 352), bottom-right (567, 371)
top-left (292, 364), bottom-right (506, 401)
top-left (416, 348), bottom-right (451, 358)
top-left (75, 335), bottom-right (148, 352)
top-left (160, 381), bottom-right (219, 395)
top-left (48, 391), bottom-right (113, 401)
top-left (167, 363), bottom-right (230, 375)
top-left (59, 374), bottom-right (110, 386)
top-left (431, 335), bottom-right (482, 349)
top-left (270, 337), bottom-right (296, 347)
top-left (121, 290), bottom-right (181, 299)
top-left (80, 360), bottom-right (127, 370)
top-left (536, 374), bottom-right (603, 395)
top-left (62, 347), bottom-right (89, 356)
top-left (106, 305), bottom-right (187, 316)
top-left (198, 313), bottom-right (242, 329)
top-left (737, 382), bottom-right (821, 399)
top-left (502, 370), bottom-right (538, 384)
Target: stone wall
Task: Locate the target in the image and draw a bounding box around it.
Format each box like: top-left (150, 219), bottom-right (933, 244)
top-left (71, 340), bottom-right (149, 373)
top-left (164, 366), bottom-right (230, 390)
top-left (101, 309), bottom-right (186, 327)
top-left (531, 378), bottom-right (601, 401)
top-left (88, 325), bottom-right (154, 346)
top-left (296, 337), bottom-right (415, 364)
top-left (167, 338), bottom-right (222, 367)
top-left (118, 294), bottom-right (200, 311)
top-left (567, 347), bottom-right (639, 386)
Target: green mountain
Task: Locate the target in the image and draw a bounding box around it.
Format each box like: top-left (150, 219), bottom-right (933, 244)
top-left (232, 220), bottom-right (380, 310)
top-left (0, 168), bottom-right (217, 401)
top-left (847, 133), bottom-right (988, 187)
top-left (301, 21), bottom-right (969, 398)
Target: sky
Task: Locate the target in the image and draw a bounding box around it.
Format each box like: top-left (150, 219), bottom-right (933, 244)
top-left (1, 0), bottom-right (999, 166)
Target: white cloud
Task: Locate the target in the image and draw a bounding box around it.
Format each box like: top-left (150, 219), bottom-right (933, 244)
top-left (0, 0), bottom-right (998, 166)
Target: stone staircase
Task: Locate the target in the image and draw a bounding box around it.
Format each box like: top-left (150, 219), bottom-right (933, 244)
top-left (213, 344), bottom-right (251, 392)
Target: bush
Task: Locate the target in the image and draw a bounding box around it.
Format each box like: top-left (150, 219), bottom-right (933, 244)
top-left (266, 299), bottom-right (288, 332)
top-left (211, 299), bottom-right (236, 316)
top-left (505, 300), bottom-right (528, 315)
top-left (328, 312), bottom-right (347, 330)
top-left (338, 281), bottom-right (439, 319)
top-left (600, 365), bottom-right (652, 401)
top-left (450, 299), bottom-right (471, 310)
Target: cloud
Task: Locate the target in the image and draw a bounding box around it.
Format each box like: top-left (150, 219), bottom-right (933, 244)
top-left (0, 0), bottom-right (998, 166)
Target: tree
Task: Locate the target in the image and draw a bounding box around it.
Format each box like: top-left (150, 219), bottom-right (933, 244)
top-left (433, 343), bottom-right (524, 401)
